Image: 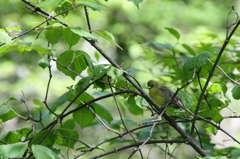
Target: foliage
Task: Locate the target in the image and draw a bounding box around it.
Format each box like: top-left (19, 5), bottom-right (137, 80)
top-left (0, 0), bottom-right (240, 159)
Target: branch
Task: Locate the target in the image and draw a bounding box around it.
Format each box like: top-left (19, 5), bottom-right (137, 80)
top-left (89, 139), bottom-right (186, 159)
top-left (190, 8), bottom-right (240, 136)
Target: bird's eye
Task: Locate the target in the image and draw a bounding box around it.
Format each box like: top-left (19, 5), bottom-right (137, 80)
top-left (151, 85), bottom-right (154, 87)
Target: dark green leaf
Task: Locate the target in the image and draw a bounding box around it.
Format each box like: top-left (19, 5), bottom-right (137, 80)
top-left (115, 79), bottom-right (129, 98)
top-left (127, 0), bottom-right (143, 9)
top-left (38, 57), bottom-right (50, 69)
top-left (73, 107), bottom-right (95, 128)
top-left (165, 27), bottom-right (180, 40)
top-left (30, 130), bottom-right (56, 147)
top-left (54, 129), bottom-right (79, 148)
top-left (126, 95), bottom-right (143, 115)
top-left (62, 119), bottom-right (75, 129)
top-left (143, 41), bottom-right (170, 49)
top-left (107, 66), bottom-right (123, 80)
top-left (51, 92), bottom-right (70, 111)
top-left (92, 64), bottom-right (109, 81)
top-left (0, 131), bottom-right (19, 144)
top-left (55, 1), bottom-right (73, 18)
top-left (232, 85), bottom-right (240, 99)
top-left (83, 53), bottom-right (94, 73)
top-left (57, 50), bottom-right (88, 80)
top-left (199, 107), bottom-right (223, 123)
top-left (182, 43), bottom-right (195, 56)
top-left (75, 76), bottom-right (92, 93)
top-left (183, 51), bottom-right (213, 72)
top-left (92, 103), bottom-right (113, 124)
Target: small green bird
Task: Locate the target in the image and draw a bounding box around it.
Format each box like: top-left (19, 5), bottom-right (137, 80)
top-left (147, 80), bottom-right (184, 108)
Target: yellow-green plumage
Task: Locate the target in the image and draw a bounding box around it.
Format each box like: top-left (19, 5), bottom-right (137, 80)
top-left (147, 80), bottom-right (183, 108)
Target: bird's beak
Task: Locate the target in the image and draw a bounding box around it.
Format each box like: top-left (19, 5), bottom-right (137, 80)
top-left (147, 86), bottom-right (151, 89)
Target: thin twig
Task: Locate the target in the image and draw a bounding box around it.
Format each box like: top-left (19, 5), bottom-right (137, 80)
top-left (88, 105), bottom-right (121, 135)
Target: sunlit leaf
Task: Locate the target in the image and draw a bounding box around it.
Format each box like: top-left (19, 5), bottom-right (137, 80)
top-left (93, 30), bottom-right (122, 49)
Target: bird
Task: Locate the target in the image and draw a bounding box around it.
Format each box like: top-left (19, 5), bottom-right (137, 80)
top-left (147, 80), bottom-right (184, 108)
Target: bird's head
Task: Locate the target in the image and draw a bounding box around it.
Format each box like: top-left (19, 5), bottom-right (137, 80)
top-left (147, 80), bottom-right (159, 89)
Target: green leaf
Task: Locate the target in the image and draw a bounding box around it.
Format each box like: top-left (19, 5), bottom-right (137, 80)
top-left (36, 0), bottom-right (65, 8)
top-left (63, 28), bottom-right (81, 48)
top-left (210, 82), bottom-right (227, 94)
top-left (232, 85), bottom-right (240, 100)
top-left (126, 68), bottom-right (140, 75)
top-left (92, 64), bottom-right (109, 81)
top-left (73, 106), bottom-right (95, 128)
top-left (30, 130), bottom-right (56, 147)
top-left (93, 30), bottom-right (122, 50)
top-left (115, 79), bottom-right (129, 98)
top-left (32, 145), bottom-right (59, 159)
top-left (205, 125), bottom-right (217, 135)
top-left (165, 27), bottom-right (180, 40)
top-left (0, 30), bottom-right (11, 44)
top-left (0, 131), bottom-right (20, 144)
top-left (75, 77), bottom-right (92, 93)
top-left (0, 143), bottom-right (27, 158)
top-left (68, 91), bottom-right (94, 105)
top-left (45, 27), bottom-right (63, 46)
top-left (143, 41), bottom-right (171, 49)
top-left (0, 97), bottom-right (17, 122)
top-left (70, 27), bottom-right (97, 42)
top-left (231, 148), bottom-right (240, 159)
top-left (0, 45), bottom-right (17, 55)
top-left (31, 46), bottom-right (52, 56)
top-left (38, 57), bottom-right (51, 69)
top-left (51, 92), bottom-right (70, 111)
top-left (208, 82), bottom-right (225, 94)
top-left (92, 103), bottom-right (113, 124)
top-left (127, 0), bottom-right (143, 9)
top-left (62, 119), bottom-right (75, 129)
top-left (199, 107), bottom-right (223, 123)
top-left (106, 66), bottom-right (123, 80)
top-left (6, 26), bottom-right (21, 32)
top-left (57, 50), bottom-right (88, 80)
top-left (178, 91), bottom-right (197, 111)
top-left (17, 44), bottom-right (32, 55)
top-left (126, 95), bottom-right (143, 115)
top-left (54, 1), bottom-right (73, 18)
top-left (54, 129), bottom-right (79, 148)
top-left (183, 51), bottom-right (213, 72)
top-left (83, 53), bottom-right (94, 73)
top-left (75, 0), bottom-right (102, 12)
top-left (32, 99), bottom-right (44, 107)
top-left (182, 43), bottom-right (195, 56)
